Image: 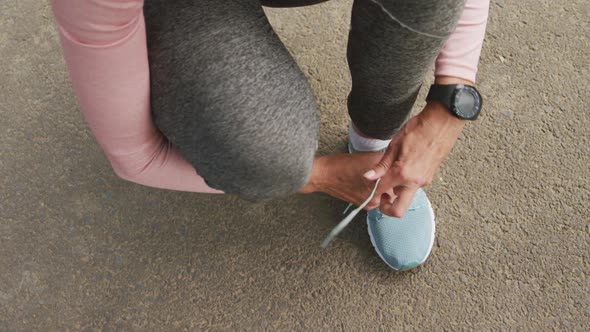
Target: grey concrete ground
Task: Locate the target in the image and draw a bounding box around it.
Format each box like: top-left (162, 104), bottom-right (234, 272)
top-left (1, 0), bottom-right (589, 330)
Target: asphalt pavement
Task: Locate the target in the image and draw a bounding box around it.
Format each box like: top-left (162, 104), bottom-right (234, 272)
top-left (1, 0), bottom-right (588, 330)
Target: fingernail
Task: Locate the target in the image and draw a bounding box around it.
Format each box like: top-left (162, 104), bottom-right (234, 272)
top-left (363, 170), bottom-right (376, 179)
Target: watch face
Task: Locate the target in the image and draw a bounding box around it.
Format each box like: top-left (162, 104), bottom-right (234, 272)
top-left (453, 86), bottom-right (481, 119)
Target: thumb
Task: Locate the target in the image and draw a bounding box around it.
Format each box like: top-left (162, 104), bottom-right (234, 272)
top-left (363, 144), bottom-right (397, 180)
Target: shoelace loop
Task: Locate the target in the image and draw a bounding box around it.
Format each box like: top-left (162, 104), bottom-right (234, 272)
top-left (321, 179), bottom-right (381, 248)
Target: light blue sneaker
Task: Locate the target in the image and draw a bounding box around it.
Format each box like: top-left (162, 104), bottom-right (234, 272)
top-left (349, 143), bottom-right (436, 271)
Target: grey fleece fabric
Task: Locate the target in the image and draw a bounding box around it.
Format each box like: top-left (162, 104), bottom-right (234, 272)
top-left (144, 0), bottom-right (464, 201)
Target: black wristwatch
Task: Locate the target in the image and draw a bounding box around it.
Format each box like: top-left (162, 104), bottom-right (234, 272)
top-left (426, 84), bottom-right (482, 120)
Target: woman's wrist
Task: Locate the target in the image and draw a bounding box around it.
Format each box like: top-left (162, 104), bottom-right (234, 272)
top-left (299, 156), bottom-right (327, 194)
top-left (423, 75), bottom-right (475, 133)
top-left (422, 101), bottom-right (466, 133)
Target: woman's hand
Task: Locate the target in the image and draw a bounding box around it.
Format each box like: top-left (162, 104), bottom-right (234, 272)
top-left (300, 153), bottom-right (393, 210)
top-left (363, 101), bottom-right (466, 217)
top-left (299, 102), bottom-right (464, 213)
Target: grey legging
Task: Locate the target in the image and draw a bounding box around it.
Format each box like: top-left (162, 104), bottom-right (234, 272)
top-left (144, 0), bottom-right (464, 201)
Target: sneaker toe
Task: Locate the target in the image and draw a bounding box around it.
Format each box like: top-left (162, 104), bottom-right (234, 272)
top-left (367, 193), bottom-right (435, 271)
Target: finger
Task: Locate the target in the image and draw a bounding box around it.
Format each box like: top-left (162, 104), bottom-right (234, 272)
top-left (388, 190), bottom-right (397, 204)
top-left (381, 186), bottom-right (396, 204)
top-left (379, 199), bottom-right (392, 215)
top-left (381, 186), bottom-right (417, 218)
top-left (365, 193), bottom-right (383, 211)
top-left (370, 166), bottom-right (406, 198)
top-left (365, 185), bottom-right (395, 211)
top-left (365, 200), bottom-right (380, 211)
top-left (379, 187), bottom-right (398, 214)
top-left (363, 143), bottom-right (399, 180)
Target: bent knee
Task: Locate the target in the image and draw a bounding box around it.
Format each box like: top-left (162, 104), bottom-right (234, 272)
top-left (192, 134), bottom-right (317, 201)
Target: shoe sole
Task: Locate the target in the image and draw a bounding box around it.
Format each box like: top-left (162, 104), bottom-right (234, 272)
top-left (348, 142), bottom-right (436, 271)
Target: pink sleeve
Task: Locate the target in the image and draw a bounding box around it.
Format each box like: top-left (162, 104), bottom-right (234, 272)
top-left (435, 0), bottom-right (490, 83)
top-left (50, 0), bottom-right (221, 193)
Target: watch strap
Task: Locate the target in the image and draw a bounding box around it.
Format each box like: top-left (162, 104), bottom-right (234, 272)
top-left (426, 84), bottom-right (458, 110)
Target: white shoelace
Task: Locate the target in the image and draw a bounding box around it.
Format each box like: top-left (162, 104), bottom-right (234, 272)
top-left (321, 179), bottom-right (381, 248)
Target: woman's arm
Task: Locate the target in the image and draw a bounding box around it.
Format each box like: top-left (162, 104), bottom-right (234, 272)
top-left (50, 0), bottom-right (221, 193)
top-left (435, 0), bottom-right (490, 83)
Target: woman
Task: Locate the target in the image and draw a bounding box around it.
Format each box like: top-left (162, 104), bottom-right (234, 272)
top-left (50, 0), bottom-right (489, 270)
